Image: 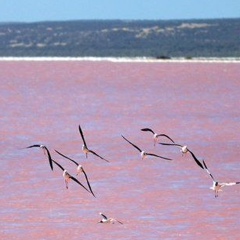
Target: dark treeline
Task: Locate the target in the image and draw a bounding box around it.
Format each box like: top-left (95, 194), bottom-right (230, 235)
top-left (0, 18), bottom-right (239, 58)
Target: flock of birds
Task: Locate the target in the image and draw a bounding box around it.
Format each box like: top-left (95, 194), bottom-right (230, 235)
top-left (25, 124), bottom-right (240, 224)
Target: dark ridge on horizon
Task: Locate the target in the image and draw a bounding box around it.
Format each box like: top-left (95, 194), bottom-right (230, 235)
top-left (0, 18), bottom-right (239, 58)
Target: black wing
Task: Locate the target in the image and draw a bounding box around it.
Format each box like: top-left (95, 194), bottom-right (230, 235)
top-left (88, 149), bottom-right (109, 162)
top-left (141, 128), bottom-right (155, 134)
top-left (26, 144), bottom-right (41, 148)
top-left (79, 125), bottom-right (88, 148)
top-left (202, 160), bottom-right (215, 181)
top-left (159, 142), bottom-right (182, 147)
top-left (156, 134), bottom-right (175, 143)
top-left (43, 146), bottom-right (54, 171)
top-left (188, 150), bottom-right (204, 169)
top-left (121, 135), bottom-right (142, 152)
top-left (26, 144), bottom-right (53, 170)
top-left (70, 176), bottom-right (95, 197)
top-left (100, 213), bottom-right (108, 220)
top-left (52, 159), bottom-right (65, 171)
top-left (55, 150), bottom-right (79, 166)
top-left (117, 220), bottom-right (123, 224)
top-left (82, 168), bottom-right (96, 197)
top-left (146, 153), bottom-right (172, 161)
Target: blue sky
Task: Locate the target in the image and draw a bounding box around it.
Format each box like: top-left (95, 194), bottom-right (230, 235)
top-left (0, 0), bottom-right (239, 22)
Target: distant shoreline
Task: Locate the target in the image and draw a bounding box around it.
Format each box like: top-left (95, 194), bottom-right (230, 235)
top-left (1, 19), bottom-right (239, 59)
top-left (0, 57), bottom-right (239, 63)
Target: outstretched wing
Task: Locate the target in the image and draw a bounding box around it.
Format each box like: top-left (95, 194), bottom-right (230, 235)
top-left (26, 144), bottom-right (53, 170)
top-left (202, 160), bottom-right (215, 181)
top-left (121, 135), bottom-right (142, 152)
top-left (141, 128), bottom-right (155, 134)
top-left (26, 144), bottom-right (41, 148)
top-left (100, 213), bottom-right (108, 220)
top-left (43, 146), bottom-right (54, 171)
top-left (70, 176), bottom-right (95, 197)
top-left (146, 153), bottom-right (172, 161)
top-left (221, 182), bottom-right (240, 187)
top-left (52, 159), bottom-right (65, 171)
top-left (55, 150), bottom-right (79, 166)
top-left (117, 220), bottom-right (123, 224)
top-left (88, 150), bottom-right (109, 162)
top-left (156, 134), bottom-right (175, 143)
top-left (159, 142), bottom-right (182, 147)
top-left (79, 125), bottom-right (88, 148)
top-left (188, 150), bottom-right (204, 169)
top-left (82, 168), bottom-right (96, 197)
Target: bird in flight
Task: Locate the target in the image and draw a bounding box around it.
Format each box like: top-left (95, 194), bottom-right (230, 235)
top-left (141, 128), bottom-right (175, 146)
top-left (159, 142), bottom-right (204, 169)
top-left (55, 149), bottom-right (95, 197)
top-left (52, 159), bottom-right (95, 197)
top-left (121, 135), bottom-right (172, 160)
top-left (202, 160), bottom-right (240, 198)
top-left (26, 144), bottom-right (54, 171)
top-left (78, 125), bottom-right (109, 162)
top-left (98, 212), bottom-right (123, 224)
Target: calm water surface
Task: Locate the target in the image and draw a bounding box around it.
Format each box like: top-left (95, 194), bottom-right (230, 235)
top-left (0, 60), bottom-right (240, 239)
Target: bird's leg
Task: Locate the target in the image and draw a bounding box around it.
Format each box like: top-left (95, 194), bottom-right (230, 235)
top-left (180, 150), bottom-right (184, 156)
top-left (65, 180), bottom-right (68, 189)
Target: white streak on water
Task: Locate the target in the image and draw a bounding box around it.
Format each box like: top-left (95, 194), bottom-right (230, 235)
top-left (0, 57), bottom-right (239, 63)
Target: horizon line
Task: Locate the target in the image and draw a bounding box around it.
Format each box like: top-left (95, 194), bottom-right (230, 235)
top-left (0, 17), bottom-right (239, 24)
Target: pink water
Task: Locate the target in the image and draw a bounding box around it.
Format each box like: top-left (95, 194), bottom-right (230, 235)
top-left (1, 60), bottom-right (240, 239)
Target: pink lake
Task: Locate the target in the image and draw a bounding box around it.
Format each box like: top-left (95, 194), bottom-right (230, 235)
top-left (0, 60), bottom-right (240, 239)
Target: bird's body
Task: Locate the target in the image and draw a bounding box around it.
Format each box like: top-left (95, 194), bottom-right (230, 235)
top-left (55, 150), bottom-right (95, 197)
top-left (79, 125), bottom-right (109, 162)
top-left (52, 159), bottom-right (95, 197)
top-left (203, 160), bottom-right (240, 197)
top-left (180, 145), bottom-right (188, 154)
top-left (98, 212), bottom-right (123, 224)
top-left (159, 142), bottom-right (203, 169)
top-left (122, 135), bottom-right (172, 161)
top-left (62, 169), bottom-right (72, 189)
top-left (82, 144), bottom-right (89, 157)
top-left (210, 181), bottom-right (240, 197)
top-left (141, 128), bottom-right (175, 146)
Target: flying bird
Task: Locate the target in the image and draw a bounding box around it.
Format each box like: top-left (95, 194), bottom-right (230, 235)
top-left (98, 212), bottom-right (123, 224)
top-left (26, 144), bottom-right (53, 171)
top-left (141, 128), bottom-right (175, 146)
top-left (78, 125), bottom-right (109, 162)
top-left (159, 142), bottom-right (204, 169)
top-left (202, 160), bottom-right (240, 198)
top-left (121, 135), bottom-right (172, 160)
top-left (52, 159), bottom-right (95, 197)
top-left (55, 149), bottom-right (95, 197)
